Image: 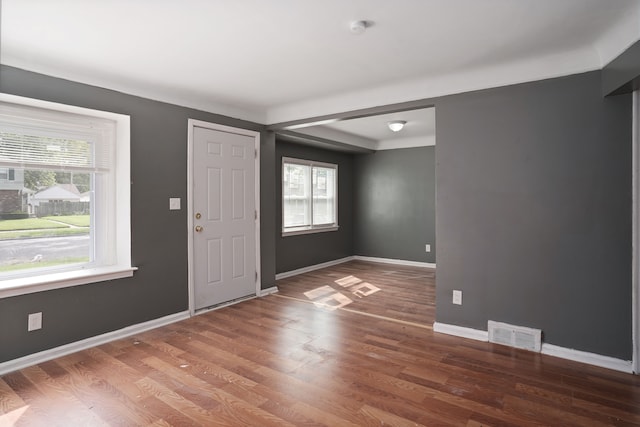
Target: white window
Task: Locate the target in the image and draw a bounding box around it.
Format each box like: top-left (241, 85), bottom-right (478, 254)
top-left (0, 94), bottom-right (134, 298)
top-left (282, 157), bottom-right (338, 235)
top-left (0, 168), bottom-right (7, 180)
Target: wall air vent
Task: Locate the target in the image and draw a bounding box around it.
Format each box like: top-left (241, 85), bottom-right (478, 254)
top-left (488, 320), bottom-right (542, 352)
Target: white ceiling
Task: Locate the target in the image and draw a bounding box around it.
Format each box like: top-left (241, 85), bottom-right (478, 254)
top-left (2, 0), bottom-right (640, 132)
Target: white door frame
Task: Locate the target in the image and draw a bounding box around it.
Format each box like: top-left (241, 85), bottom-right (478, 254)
top-left (633, 92), bottom-right (639, 374)
top-left (187, 119), bottom-right (261, 316)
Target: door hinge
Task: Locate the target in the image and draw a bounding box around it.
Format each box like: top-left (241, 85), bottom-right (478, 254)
top-left (255, 149), bottom-right (257, 159)
top-left (255, 210), bottom-right (258, 220)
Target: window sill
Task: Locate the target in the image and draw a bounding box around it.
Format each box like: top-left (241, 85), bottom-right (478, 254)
top-left (282, 225), bottom-right (339, 237)
top-left (0, 266), bottom-right (137, 299)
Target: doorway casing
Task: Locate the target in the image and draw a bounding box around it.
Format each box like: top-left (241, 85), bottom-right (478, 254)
top-left (633, 92), bottom-right (639, 374)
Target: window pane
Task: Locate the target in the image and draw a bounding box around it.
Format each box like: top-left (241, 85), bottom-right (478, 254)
top-left (312, 166), bottom-right (336, 225)
top-left (283, 163), bottom-right (310, 227)
top-left (0, 167), bottom-right (92, 277)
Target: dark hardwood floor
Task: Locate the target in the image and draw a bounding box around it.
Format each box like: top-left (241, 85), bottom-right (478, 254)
top-left (2, 261), bottom-right (640, 426)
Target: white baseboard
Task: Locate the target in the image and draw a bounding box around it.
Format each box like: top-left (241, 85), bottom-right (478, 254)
top-left (433, 321), bottom-right (634, 374)
top-left (259, 286), bottom-right (279, 296)
top-left (275, 256), bottom-right (436, 281)
top-left (433, 322), bottom-right (489, 341)
top-left (0, 311), bottom-right (190, 376)
top-left (541, 344), bottom-right (633, 374)
top-left (353, 256), bottom-right (436, 269)
top-left (276, 256), bottom-right (354, 280)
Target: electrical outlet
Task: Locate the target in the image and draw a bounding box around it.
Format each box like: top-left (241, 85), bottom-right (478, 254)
top-left (28, 312), bottom-right (42, 331)
top-left (425, 244), bottom-right (431, 252)
top-left (169, 197), bottom-right (181, 210)
top-left (452, 290), bottom-right (462, 305)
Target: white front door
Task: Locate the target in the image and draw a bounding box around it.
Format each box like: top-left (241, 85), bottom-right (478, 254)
top-left (191, 123), bottom-right (258, 311)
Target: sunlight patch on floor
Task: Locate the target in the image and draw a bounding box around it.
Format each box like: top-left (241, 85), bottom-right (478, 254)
top-left (301, 275), bottom-right (382, 312)
top-left (0, 405), bottom-right (29, 424)
top-left (334, 275), bottom-right (362, 287)
top-left (303, 285), bottom-right (335, 300)
top-left (313, 292), bottom-right (353, 311)
top-left (351, 282), bottom-right (380, 298)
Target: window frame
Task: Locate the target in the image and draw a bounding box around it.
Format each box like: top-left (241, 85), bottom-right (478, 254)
top-left (282, 156), bottom-right (339, 236)
top-left (0, 94), bottom-right (135, 299)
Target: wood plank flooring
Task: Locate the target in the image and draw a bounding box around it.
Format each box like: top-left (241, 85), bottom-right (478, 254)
top-left (276, 259), bottom-right (435, 327)
top-left (2, 260), bottom-right (640, 426)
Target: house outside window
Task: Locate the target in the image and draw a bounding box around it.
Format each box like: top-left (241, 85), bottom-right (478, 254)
top-left (282, 157), bottom-right (338, 236)
top-left (0, 167), bottom-right (16, 181)
top-left (0, 94), bottom-right (133, 298)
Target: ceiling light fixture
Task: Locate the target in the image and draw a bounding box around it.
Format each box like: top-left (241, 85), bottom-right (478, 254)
top-left (388, 120), bottom-right (406, 132)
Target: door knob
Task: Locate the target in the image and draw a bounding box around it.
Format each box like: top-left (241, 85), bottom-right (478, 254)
top-left (195, 225), bottom-right (203, 232)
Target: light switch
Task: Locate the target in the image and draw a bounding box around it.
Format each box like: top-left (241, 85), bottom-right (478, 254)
top-left (28, 312), bottom-right (42, 331)
top-left (169, 198), bottom-right (181, 210)
top-left (452, 290), bottom-right (462, 305)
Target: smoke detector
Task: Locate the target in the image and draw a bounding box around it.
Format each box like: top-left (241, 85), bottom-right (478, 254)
top-left (350, 20), bottom-right (370, 35)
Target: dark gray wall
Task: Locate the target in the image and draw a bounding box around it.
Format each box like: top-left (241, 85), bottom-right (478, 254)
top-left (603, 39), bottom-right (640, 96)
top-left (260, 132), bottom-right (277, 286)
top-left (436, 70), bottom-right (632, 359)
top-left (0, 65), bottom-right (276, 363)
top-left (354, 147), bottom-right (436, 263)
top-left (275, 140), bottom-right (353, 273)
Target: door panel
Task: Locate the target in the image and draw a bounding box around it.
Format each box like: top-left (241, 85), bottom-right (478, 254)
top-left (232, 236), bottom-right (245, 278)
top-left (207, 168), bottom-right (221, 221)
top-left (193, 126), bottom-right (256, 310)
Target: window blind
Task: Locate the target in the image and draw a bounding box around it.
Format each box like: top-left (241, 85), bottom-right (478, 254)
top-left (0, 102), bottom-right (114, 173)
